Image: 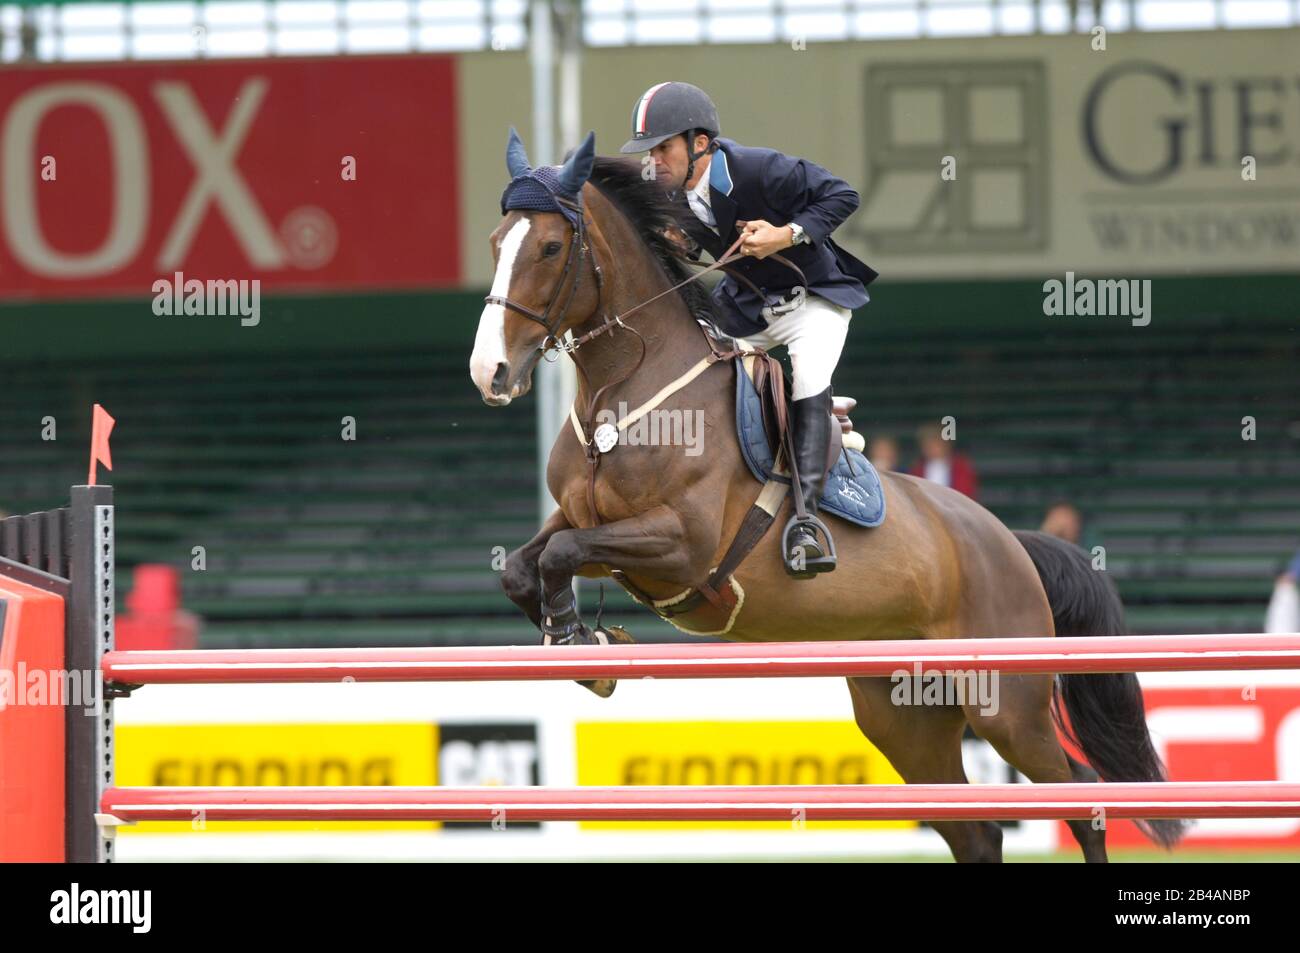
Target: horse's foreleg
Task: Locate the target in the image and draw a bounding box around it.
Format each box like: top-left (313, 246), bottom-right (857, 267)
top-left (536, 505), bottom-right (694, 639)
top-left (500, 507), bottom-right (574, 630)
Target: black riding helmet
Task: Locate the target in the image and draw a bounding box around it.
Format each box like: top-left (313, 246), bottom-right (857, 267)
top-left (620, 82), bottom-right (720, 189)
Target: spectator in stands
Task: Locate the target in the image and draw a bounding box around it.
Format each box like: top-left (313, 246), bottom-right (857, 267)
top-left (1282, 552), bottom-right (1300, 584)
top-left (1039, 499), bottom-right (1101, 553)
top-left (1040, 501), bottom-right (1083, 545)
top-left (909, 422), bottom-right (979, 500)
top-left (1265, 549), bottom-right (1300, 633)
top-left (868, 435), bottom-right (899, 472)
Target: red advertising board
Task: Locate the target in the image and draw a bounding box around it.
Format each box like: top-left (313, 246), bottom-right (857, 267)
top-left (1067, 684), bottom-right (1300, 850)
top-left (0, 56), bottom-right (460, 299)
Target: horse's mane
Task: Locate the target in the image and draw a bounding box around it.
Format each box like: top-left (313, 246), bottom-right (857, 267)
top-left (585, 156), bottom-right (720, 326)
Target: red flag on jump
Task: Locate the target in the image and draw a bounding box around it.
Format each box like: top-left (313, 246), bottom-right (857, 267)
top-left (89, 404), bottom-right (115, 486)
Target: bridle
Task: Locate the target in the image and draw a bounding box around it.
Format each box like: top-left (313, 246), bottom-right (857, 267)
top-left (481, 192), bottom-right (795, 372)
top-left (483, 195), bottom-right (599, 366)
top-left (481, 190), bottom-right (806, 525)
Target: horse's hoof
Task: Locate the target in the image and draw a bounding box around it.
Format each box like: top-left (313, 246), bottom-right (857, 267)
top-left (579, 677), bottom-right (617, 698)
top-left (543, 623), bottom-right (635, 697)
top-left (576, 624), bottom-right (634, 698)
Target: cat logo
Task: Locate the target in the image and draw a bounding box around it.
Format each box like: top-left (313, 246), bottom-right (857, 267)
top-left (438, 723), bottom-right (540, 830)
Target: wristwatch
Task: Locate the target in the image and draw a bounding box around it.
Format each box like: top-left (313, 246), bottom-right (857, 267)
top-left (788, 221), bottom-right (808, 245)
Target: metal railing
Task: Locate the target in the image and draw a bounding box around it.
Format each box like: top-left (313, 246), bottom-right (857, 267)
top-left (0, 0), bottom-right (1296, 63)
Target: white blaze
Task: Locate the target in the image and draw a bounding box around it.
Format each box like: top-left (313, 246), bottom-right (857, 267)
top-left (470, 217), bottom-right (531, 402)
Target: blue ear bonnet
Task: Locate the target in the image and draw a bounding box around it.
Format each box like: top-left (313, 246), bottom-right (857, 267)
top-left (500, 125), bottom-right (596, 229)
top-left (500, 166), bottom-right (582, 228)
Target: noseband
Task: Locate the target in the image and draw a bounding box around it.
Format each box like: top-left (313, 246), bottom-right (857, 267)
top-left (482, 195), bottom-right (603, 366)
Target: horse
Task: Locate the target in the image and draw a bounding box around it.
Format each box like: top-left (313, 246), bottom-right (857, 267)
top-left (468, 130), bottom-right (1185, 862)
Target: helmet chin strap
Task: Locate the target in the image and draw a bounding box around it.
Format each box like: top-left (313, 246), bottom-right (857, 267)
top-left (682, 132), bottom-right (713, 194)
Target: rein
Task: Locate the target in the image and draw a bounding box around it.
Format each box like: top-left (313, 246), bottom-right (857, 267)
top-left (482, 192), bottom-right (809, 527)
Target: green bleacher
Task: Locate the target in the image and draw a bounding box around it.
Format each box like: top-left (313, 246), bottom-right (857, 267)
top-left (1, 294), bottom-right (1297, 646)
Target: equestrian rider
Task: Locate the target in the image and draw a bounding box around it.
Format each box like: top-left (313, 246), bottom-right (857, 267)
top-left (619, 81), bottom-right (879, 578)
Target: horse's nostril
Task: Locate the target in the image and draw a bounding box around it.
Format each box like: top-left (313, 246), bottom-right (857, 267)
top-left (490, 362), bottom-right (510, 395)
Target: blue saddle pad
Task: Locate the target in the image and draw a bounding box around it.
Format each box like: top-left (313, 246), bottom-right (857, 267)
top-left (734, 359), bottom-right (885, 528)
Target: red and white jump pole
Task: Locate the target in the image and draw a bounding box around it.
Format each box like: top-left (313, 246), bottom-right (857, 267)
top-left (100, 781), bottom-right (1300, 823)
top-left (101, 632), bottom-right (1300, 685)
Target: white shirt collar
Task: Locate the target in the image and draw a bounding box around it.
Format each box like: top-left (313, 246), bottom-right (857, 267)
top-left (685, 160), bottom-right (716, 231)
top-left (689, 165), bottom-right (711, 205)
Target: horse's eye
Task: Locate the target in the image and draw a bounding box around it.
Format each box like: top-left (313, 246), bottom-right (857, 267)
top-left (542, 241), bottom-right (563, 257)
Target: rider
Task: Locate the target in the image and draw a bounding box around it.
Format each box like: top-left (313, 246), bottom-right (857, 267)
top-left (619, 81), bottom-right (879, 577)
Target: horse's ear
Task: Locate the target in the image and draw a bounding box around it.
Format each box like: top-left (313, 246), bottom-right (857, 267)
top-left (556, 130), bottom-right (596, 197)
top-left (506, 125), bottom-right (532, 179)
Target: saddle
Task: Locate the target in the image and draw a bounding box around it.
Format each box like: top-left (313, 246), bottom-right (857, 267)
top-left (747, 354), bottom-right (863, 481)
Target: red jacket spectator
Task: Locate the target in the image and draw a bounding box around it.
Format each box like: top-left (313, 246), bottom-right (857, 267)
top-left (909, 454), bottom-right (979, 500)
top-left (910, 423), bottom-right (980, 500)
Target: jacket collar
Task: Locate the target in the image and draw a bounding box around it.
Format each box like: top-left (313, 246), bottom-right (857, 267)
top-left (706, 144), bottom-right (737, 244)
top-left (708, 143), bottom-right (734, 196)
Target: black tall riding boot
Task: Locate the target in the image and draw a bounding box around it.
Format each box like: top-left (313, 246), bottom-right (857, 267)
top-left (785, 386), bottom-right (837, 577)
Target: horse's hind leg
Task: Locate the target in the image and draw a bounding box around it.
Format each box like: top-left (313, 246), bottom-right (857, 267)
top-left (961, 674), bottom-right (1109, 863)
top-left (846, 676), bottom-right (1004, 863)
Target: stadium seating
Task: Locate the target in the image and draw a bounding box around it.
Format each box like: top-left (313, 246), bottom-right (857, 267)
top-left (1, 296), bottom-right (1296, 645)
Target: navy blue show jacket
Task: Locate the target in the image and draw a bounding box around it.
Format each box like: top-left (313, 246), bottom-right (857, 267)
top-left (677, 137), bottom-right (878, 337)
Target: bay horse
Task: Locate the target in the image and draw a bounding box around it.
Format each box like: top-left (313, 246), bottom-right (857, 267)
top-left (468, 131), bottom-right (1185, 862)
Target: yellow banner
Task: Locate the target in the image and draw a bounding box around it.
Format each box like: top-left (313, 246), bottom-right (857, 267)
top-left (115, 723), bottom-right (438, 833)
top-left (576, 721), bottom-right (913, 830)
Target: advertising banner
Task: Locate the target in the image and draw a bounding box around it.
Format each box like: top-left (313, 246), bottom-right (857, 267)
top-left (0, 56), bottom-right (460, 300)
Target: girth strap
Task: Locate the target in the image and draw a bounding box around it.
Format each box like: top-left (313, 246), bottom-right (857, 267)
top-left (599, 349), bottom-right (795, 619)
top-left (610, 477), bottom-right (789, 618)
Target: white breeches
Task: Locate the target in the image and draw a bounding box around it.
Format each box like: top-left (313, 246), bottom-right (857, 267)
top-left (739, 293), bottom-right (853, 401)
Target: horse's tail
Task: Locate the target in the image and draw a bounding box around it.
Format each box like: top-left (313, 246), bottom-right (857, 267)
top-left (1013, 529), bottom-right (1188, 849)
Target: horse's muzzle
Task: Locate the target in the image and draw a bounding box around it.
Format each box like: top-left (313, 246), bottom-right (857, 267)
top-left (477, 360), bottom-right (533, 406)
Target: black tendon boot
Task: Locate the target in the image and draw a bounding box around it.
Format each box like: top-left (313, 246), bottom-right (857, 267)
top-left (540, 586), bottom-right (634, 698)
top-left (784, 386), bottom-right (837, 578)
